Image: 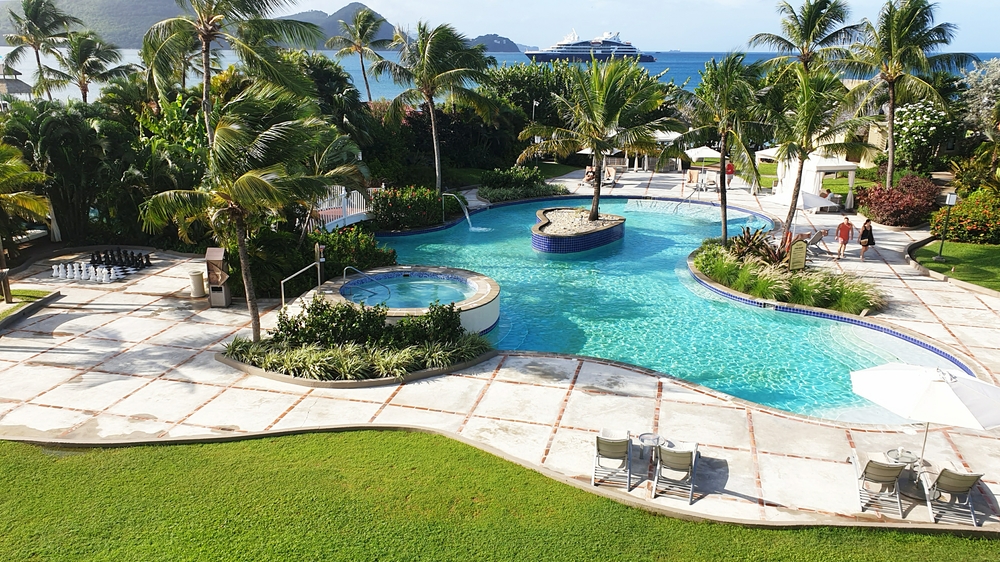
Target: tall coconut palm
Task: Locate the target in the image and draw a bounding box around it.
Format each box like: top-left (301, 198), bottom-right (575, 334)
top-left (749, 0), bottom-right (859, 73)
top-left (845, 0), bottom-right (976, 188)
top-left (683, 53), bottom-right (768, 245)
top-left (143, 0), bottom-right (323, 145)
top-left (0, 142), bottom-right (48, 303)
top-left (3, 0), bottom-right (83, 101)
top-left (518, 57), bottom-right (682, 221)
top-left (141, 84), bottom-right (328, 341)
top-left (41, 31), bottom-right (133, 103)
top-left (325, 7), bottom-right (391, 102)
top-left (771, 66), bottom-right (876, 242)
top-left (371, 22), bottom-right (496, 192)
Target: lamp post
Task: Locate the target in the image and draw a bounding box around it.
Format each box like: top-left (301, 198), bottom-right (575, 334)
top-left (531, 100), bottom-right (540, 164)
top-left (932, 193), bottom-right (958, 262)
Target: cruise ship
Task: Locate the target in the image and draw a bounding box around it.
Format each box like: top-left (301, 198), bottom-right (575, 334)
top-left (524, 31), bottom-right (656, 62)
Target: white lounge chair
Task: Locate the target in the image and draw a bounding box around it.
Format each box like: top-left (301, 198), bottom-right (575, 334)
top-left (919, 462), bottom-right (984, 526)
top-left (652, 440), bottom-right (699, 504)
top-left (853, 451), bottom-right (905, 518)
top-left (592, 428), bottom-right (632, 490)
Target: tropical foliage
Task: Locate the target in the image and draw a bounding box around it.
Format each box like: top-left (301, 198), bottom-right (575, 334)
top-left (368, 187), bottom-right (466, 230)
top-left (856, 174), bottom-right (940, 226)
top-left (478, 165), bottom-right (568, 202)
top-left (892, 101), bottom-right (959, 172)
top-left (930, 190), bottom-right (1000, 244)
top-left (2, 0), bottom-right (83, 100)
top-left (325, 7), bottom-right (390, 102)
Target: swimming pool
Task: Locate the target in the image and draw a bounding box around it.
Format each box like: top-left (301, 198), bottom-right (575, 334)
top-left (342, 274), bottom-right (475, 308)
top-left (380, 197), bottom-right (960, 422)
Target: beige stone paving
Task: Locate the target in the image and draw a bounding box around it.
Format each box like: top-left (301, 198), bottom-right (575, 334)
top-left (1, 185), bottom-right (1000, 529)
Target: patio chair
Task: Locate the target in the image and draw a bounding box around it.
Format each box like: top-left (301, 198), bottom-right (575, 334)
top-left (592, 428), bottom-right (632, 490)
top-left (705, 171), bottom-right (719, 189)
top-left (604, 166), bottom-right (621, 188)
top-left (652, 440), bottom-right (699, 504)
top-left (685, 169), bottom-right (699, 188)
top-left (804, 230), bottom-right (831, 256)
top-left (919, 463), bottom-right (984, 526)
top-left (852, 451), bottom-right (905, 518)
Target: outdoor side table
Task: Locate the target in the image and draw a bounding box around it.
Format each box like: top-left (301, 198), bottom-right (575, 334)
top-left (638, 433), bottom-right (661, 459)
top-left (887, 449), bottom-right (932, 500)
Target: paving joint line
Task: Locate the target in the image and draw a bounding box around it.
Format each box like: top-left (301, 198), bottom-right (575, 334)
top-left (539, 359), bottom-right (583, 465)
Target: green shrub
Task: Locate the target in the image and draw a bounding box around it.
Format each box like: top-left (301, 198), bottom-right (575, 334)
top-left (930, 190), bottom-right (1000, 244)
top-left (478, 165), bottom-right (569, 202)
top-left (271, 296), bottom-right (389, 348)
top-left (856, 175), bottom-right (940, 227)
top-left (369, 187), bottom-right (466, 230)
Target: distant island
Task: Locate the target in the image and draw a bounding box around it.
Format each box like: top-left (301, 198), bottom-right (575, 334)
top-left (0, 0), bottom-right (523, 52)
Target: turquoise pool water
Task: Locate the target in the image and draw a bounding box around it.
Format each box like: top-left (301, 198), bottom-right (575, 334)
top-left (343, 276), bottom-right (474, 308)
top-left (380, 198), bottom-right (957, 422)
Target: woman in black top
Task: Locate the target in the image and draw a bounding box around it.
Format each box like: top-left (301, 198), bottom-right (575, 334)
top-left (859, 219), bottom-right (875, 261)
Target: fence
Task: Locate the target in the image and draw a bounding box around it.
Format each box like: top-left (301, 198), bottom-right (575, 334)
top-left (310, 186), bottom-right (377, 231)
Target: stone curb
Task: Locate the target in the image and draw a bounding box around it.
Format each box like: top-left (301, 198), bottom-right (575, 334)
top-left (685, 253), bottom-right (991, 383)
top-left (905, 236), bottom-right (1000, 300)
top-left (214, 350), bottom-right (500, 389)
top-left (856, 211), bottom-right (930, 232)
top-left (0, 290), bottom-right (61, 332)
top-left (3, 423), bottom-right (995, 536)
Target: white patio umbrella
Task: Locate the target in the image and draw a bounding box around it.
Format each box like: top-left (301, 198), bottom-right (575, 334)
top-left (850, 363), bottom-right (1000, 471)
top-left (684, 146), bottom-right (721, 172)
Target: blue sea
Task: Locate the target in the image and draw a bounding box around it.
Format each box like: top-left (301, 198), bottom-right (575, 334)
top-left (2, 47), bottom-right (996, 102)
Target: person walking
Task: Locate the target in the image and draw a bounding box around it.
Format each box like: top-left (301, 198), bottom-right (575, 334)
top-left (835, 216), bottom-right (853, 259)
top-left (859, 219), bottom-right (875, 261)
top-left (725, 161), bottom-right (735, 184)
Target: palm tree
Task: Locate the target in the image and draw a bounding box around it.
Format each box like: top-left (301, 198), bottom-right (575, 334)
top-left (749, 0), bottom-right (859, 73)
top-left (683, 53), bottom-right (768, 245)
top-left (518, 57), bottom-right (681, 221)
top-left (771, 66), bottom-right (876, 242)
top-left (845, 0), bottom-right (976, 188)
top-left (0, 142), bottom-right (48, 303)
top-left (41, 31), bottom-right (133, 103)
top-left (141, 84), bottom-right (329, 341)
top-left (371, 22), bottom-right (496, 192)
top-left (325, 7), bottom-right (391, 102)
top-left (3, 0), bottom-right (83, 101)
top-left (143, 0), bottom-right (323, 144)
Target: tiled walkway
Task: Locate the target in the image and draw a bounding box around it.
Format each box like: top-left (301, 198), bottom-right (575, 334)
top-left (2, 173), bottom-right (1000, 529)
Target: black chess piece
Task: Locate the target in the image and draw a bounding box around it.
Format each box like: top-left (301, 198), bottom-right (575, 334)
top-left (143, 254), bottom-right (152, 267)
top-left (102, 250), bottom-right (111, 265)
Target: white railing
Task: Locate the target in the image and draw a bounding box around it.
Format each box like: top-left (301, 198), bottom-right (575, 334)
top-left (313, 186), bottom-right (374, 231)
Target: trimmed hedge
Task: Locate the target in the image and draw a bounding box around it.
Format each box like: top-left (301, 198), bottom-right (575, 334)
top-left (478, 165), bottom-right (568, 202)
top-left (931, 190), bottom-right (1000, 244)
top-left (369, 187), bottom-right (466, 230)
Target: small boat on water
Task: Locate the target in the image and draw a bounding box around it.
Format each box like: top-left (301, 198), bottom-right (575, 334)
top-left (524, 31), bottom-right (656, 62)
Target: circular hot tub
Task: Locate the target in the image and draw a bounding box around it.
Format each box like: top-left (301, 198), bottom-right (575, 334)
top-left (320, 266), bottom-right (500, 335)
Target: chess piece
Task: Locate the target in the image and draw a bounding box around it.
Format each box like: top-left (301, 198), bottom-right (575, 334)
top-left (57, 263), bottom-right (66, 278)
top-left (108, 267), bottom-right (117, 282)
top-left (52, 264), bottom-right (59, 277)
top-left (102, 250), bottom-right (110, 265)
top-left (81, 264), bottom-right (90, 281)
top-left (68, 263), bottom-right (77, 280)
top-left (144, 254), bottom-right (152, 267)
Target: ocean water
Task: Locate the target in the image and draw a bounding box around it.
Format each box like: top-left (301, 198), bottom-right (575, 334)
top-left (4, 47), bottom-right (996, 102)
top-left (380, 197), bottom-right (960, 423)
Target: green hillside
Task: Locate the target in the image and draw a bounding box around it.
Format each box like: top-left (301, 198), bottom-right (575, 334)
top-left (0, 0), bottom-right (183, 48)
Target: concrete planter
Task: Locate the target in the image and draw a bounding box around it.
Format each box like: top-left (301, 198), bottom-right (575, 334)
top-left (531, 207), bottom-right (625, 253)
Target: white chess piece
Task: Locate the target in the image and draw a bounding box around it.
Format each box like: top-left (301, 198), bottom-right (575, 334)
top-left (69, 263), bottom-right (78, 280)
top-left (81, 264), bottom-right (90, 281)
top-left (108, 268), bottom-right (117, 282)
top-left (52, 264), bottom-right (59, 277)
top-left (100, 268), bottom-right (109, 283)
top-left (57, 263), bottom-right (66, 278)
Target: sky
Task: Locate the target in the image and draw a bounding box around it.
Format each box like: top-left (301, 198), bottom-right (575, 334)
top-left (283, 0), bottom-right (997, 52)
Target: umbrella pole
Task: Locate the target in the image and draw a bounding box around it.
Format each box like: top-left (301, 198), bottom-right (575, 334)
top-left (917, 421), bottom-right (930, 471)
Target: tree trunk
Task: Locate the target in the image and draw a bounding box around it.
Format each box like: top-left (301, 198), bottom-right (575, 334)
top-left (719, 133), bottom-right (729, 246)
top-left (34, 47), bottom-right (51, 101)
top-left (0, 236), bottom-right (12, 304)
top-left (234, 214), bottom-right (262, 342)
top-left (359, 51), bottom-right (373, 102)
top-left (202, 37), bottom-right (214, 145)
top-left (589, 153), bottom-right (602, 221)
top-left (885, 81), bottom-right (896, 189)
top-left (427, 98), bottom-right (442, 193)
top-left (782, 154), bottom-right (808, 248)
top-left (80, 82), bottom-right (88, 104)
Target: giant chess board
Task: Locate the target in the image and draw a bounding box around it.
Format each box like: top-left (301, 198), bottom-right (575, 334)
top-left (50, 248), bottom-right (155, 284)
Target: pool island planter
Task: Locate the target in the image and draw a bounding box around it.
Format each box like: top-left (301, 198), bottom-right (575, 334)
top-left (531, 207), bottom-right (625, 253)
top-left (214, 350), bottom-right (499, 389)
top-left (319, 265), bottom-right (501, 336)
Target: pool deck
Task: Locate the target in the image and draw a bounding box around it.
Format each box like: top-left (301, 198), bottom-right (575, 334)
top-left (2, 171), bottom-right (999, 531)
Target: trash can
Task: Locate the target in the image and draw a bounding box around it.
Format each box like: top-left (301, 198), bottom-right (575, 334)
top-left (205, 247), bottom-right (232, 308)
top-left (189, 270), bottom-right (206, 298)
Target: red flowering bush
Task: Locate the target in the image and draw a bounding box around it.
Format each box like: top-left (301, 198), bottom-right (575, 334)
top-left (931, 190), bottom-right (1000, 244)
top-left (369, 187), bottom-right (466, 230)
top-left (856, 175), bottom-right (940, 227)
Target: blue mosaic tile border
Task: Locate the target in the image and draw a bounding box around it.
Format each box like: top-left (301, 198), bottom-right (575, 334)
top-left (532, 221), bottom-right (625, 253)
top-left (690, 272), bottom-right (975, 376)
top-left (479, 315), bottom-right (500, 336)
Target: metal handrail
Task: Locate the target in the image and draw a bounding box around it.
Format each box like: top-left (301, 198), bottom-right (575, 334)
top-left (280, 261), bottom-right (322, 308)
top-left (343, 266), bottom-right (391, 301)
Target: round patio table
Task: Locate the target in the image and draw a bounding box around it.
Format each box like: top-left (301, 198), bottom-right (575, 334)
top-left (638, 433), bottom-right (661, 459)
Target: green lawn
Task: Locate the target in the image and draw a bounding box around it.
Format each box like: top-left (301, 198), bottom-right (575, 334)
top-left (0, 432), bottom-right (994, 561)
top-left (446, 163), bottom-right (581, 187)
top-left (914, 241), bottom-right (1000, 291)
top-left (752, 163), bottom-right (875, 196)
top-left (0, 289), bottom-right (50, 322)
top-left (534, 161), bottom-right (582, 179)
